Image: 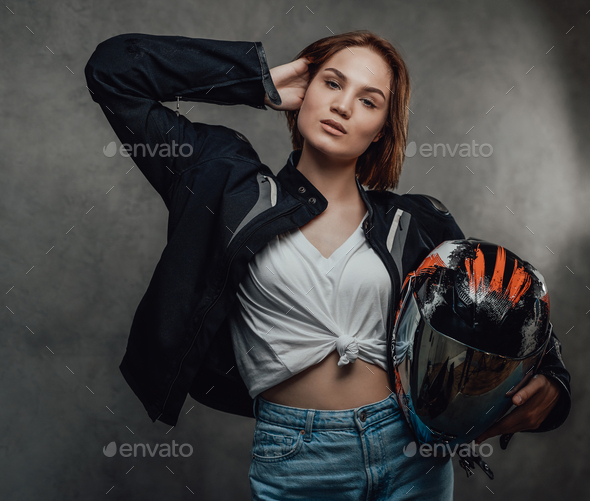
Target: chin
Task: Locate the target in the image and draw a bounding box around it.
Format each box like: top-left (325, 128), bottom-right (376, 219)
top-left (304, 135), bottom-right (367, 161)
top-left (305, 137), bottom-right (346, 157)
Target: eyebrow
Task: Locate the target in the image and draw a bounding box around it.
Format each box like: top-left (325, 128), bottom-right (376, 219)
top-left (323, 67), bottom-right (387, 101)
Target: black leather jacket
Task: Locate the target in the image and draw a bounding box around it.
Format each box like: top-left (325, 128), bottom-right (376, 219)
top-left (84, 33), bottom-right (571, 431)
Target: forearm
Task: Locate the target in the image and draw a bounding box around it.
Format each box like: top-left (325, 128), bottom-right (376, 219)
top-left (84, 33), bottom-right (281, 203)
top-left (85, 32), bottom-right (281, 111)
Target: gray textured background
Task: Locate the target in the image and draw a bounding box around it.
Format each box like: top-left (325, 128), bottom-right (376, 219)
top-left (1, 0), bottom-right (588, 499)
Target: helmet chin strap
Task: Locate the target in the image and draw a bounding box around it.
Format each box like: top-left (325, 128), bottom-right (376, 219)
top-left (458, 448), bottom-right (494, 480)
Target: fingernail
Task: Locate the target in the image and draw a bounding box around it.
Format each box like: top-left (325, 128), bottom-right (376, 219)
top-left (515, 395), bottom-right (522, 404)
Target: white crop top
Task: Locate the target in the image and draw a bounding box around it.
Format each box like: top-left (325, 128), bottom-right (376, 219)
top-left (227, 210), bottom-right (392, 399)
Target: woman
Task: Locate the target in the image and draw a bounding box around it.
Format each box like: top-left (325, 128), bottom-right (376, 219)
top-left (85, 30), bottom-right (571, 501)
top-left (233, 33), bottom-right (459, 500)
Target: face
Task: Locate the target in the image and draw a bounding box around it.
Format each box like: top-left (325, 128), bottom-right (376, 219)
top-left (297, 46), bottom-right (392, 161)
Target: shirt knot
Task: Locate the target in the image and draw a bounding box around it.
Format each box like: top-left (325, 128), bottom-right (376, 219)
top-left (336, 335), bottom-right (359, 367)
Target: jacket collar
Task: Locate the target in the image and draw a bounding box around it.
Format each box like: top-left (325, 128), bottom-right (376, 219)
top-left (276, 149), bottom-right (374, 226)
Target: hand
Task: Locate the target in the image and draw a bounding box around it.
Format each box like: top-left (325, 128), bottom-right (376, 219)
top-left (264, 57), bottom-right (311, 111)
top-left (474, 374), bottom-right (562, 445)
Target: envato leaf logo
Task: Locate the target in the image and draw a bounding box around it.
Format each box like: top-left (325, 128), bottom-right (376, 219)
top-left (103, 441), bottom-right (117, 457)
top-left (403, 441), bottom-right (418, 457)
top-left (103, 141), bottom-right (118, 158)
top-left (405, 141), bottom-right (418, 158)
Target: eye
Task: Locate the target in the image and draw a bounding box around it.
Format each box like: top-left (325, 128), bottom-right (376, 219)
top-left (324, 80), bottom-right (377, 109)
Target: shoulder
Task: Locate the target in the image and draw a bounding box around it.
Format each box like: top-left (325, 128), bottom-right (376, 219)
top-left (366, 189), bottom-right (451, 217)
top-left (410, 194), bottom-right (450, 214)
top-left (366, 189), bottom-right (464, 240)
top-left (398, 193), bottom-right (452, 218)
top-left (189, 121), bottom-right (263, 166)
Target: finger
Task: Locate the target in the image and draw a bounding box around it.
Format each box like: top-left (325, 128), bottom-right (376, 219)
top-left (475, 419), bottom-right (508, 444)
top-left (475, 405), bottom-right (531, 444)
top-left (475, 427), bottom-right (496, 445)
top-left (475, 416), bottom-right (513, 443)
top-left (477, 376), bottom-right (557, 444)
top-left (513, 374), bottom-right (544, 406)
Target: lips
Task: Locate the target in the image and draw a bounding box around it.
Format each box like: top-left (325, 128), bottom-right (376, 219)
top-left (320, 119), bottom-right (346, 134)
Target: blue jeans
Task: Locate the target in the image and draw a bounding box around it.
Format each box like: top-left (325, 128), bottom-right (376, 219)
top-left (248, 393), bottom-right (454, 500)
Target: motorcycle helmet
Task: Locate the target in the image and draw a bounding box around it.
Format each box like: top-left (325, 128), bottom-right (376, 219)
top-left (388, 238), bottom-right (552, 456)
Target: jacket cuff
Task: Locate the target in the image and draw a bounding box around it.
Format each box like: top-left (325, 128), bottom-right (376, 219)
top-left (521, 369), bottom-right (571, 433)
top-left (254, 41), bottom-right (282, 109)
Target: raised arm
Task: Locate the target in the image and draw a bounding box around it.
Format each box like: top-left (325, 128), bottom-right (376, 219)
top-left (84, 33), bottom-right (281, 208)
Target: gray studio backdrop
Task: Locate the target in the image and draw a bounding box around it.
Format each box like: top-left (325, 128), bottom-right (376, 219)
top-left (1, 0), bottom-right (588, 499)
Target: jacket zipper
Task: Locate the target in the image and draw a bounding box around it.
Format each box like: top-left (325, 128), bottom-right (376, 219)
top-left (158, 201), bottom-right (304, 420)
top-left (363, 225), bottom-right (399, 384)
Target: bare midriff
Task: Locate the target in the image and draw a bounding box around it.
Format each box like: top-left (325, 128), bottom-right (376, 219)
top-left (259, 349), bottom-right (392, 409)
top-left (259, 189), bottom-right (391, 409)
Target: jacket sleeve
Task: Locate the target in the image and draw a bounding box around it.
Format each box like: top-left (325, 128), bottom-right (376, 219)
top-left (425, 195), bottom-right (572, 433)
top-left (522, 326), bottom-right (572, 433)
top-left (84, 33), bottom-right (281, 208)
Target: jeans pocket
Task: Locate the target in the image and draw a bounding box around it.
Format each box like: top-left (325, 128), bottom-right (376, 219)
top-left (251, 420), bottom-right (304, 463)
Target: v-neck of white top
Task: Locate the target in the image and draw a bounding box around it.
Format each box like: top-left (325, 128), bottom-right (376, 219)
top-left (294, 211), bottom-right (369, 264)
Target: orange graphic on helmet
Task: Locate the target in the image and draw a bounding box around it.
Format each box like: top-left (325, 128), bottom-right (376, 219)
top-left (465, 245), bottom-right (531, 306)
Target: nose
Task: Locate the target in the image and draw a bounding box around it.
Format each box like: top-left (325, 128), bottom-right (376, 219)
top-left (330, 95), bottom-right (352, 118)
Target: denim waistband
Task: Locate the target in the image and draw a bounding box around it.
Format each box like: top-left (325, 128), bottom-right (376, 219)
top-left (253, 393), bottom-right (398, 436)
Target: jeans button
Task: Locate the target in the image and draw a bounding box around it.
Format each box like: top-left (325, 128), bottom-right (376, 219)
top-left (308, 197), bottom-right (316, 204)
top-left (359, 410), bottom-right (367, 422)
top-left (298, 186), bottom-right (306, 194)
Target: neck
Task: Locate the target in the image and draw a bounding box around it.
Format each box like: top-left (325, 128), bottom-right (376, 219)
top-left (295, 143), bottom-right (360, 204)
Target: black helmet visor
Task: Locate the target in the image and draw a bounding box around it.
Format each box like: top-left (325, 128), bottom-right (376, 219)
top-left (394, 288), bottom-right (550, 447)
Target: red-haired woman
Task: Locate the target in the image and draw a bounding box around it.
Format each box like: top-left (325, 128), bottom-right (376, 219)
top-left (85, 30), bottom-right (571, 501)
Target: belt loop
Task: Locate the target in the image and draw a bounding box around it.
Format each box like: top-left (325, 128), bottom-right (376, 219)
top-left (252, 397), bottom-right (258, 420)
top-left (303, 409), bottom-right (315, 442)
